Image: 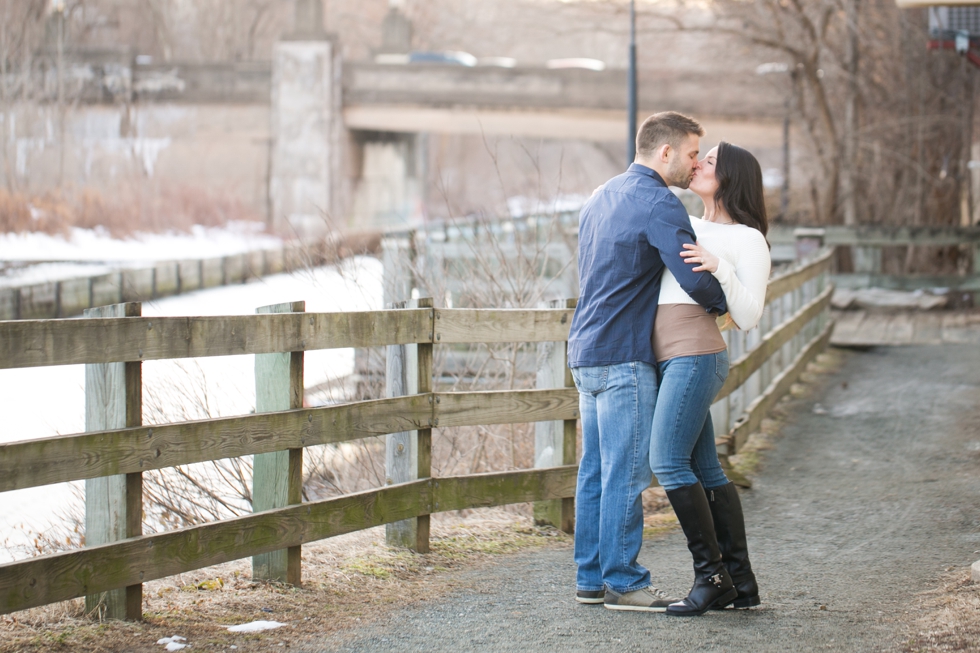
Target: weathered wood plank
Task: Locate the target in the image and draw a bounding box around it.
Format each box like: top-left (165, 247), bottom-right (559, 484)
top-left (252, 301), bottom-right (305, 585)
top-left (769, 225), bottom-right (980, 246)
top-left (0, 309), bottom-right (433, 369)
top-left (436, 389), bottom-right (579, 428)
top-left (942, 311), bottom-right (980, 344)
top-left (0, 466), bottom-right (577, 614)
top-left (415, 298), bottom-right (434, 553)
top-left (721, 319), bottom-right (835, 455)
top-left (435, 308), bottom-right (572, 344)
top-left (828, 309), bottom-right (867, 345)
top-left (83, 302), bottom-right (142, 621)
top-left (0, 395), bottom-right (430, 492)
top-left (533, 297), bottom-right (576, 533)
top-left (385, 298), bottom-right (427, 550)
top-left (0, 390), bottom-right (578, 492)
top-left (717, 284), bottom-right (833, 401)
top-left (766, 249), bottom-right (834, 303)
top-left (882, 312), bottom-right (915, 345)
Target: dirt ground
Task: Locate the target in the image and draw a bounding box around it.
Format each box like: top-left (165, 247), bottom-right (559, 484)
top-left (2, 345), bottom-right (979, 652)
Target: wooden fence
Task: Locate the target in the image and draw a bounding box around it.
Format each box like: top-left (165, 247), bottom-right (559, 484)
top-left (0, 248), bottom-right (834, 620)
top-left (770, 224), bottom-right (980, 294)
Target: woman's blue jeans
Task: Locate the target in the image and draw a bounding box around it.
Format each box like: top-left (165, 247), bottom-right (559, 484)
top-left (649, 351), bottom-right (731, 492)
top-left (572, 361), bottom-right (656, 594)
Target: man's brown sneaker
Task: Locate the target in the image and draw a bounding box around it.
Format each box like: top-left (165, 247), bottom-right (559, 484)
top-left (603, 586), bottom-right (678, 612)
top-left (575, 589), bottom-right (606, 604)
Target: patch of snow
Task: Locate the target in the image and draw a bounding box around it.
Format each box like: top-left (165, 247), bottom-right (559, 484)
top-left (157, 635), bottom-right (187, 650)
top-left (0, 222), bottom-right (280, 264)
top-left (0, 262), bottom-right (115, 288)
top-left (227, 620), bottom-right (287, 633)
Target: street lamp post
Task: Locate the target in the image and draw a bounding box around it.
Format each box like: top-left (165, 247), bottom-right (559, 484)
top-left (626, 0), bottom-right (637, 167)
top-left (756, 62), bottom-right (793, 221)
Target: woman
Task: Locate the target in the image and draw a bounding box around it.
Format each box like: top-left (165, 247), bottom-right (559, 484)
top-left (649, 141), bottom-right (771, 616)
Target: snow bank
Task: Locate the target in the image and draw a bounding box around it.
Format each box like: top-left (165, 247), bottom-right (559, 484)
top-left (0, 222), bottom-right (280, 263)
top-left (156, 635), bottom-right (187, 651)
top-left (227, 620), bottom-right (287, 633)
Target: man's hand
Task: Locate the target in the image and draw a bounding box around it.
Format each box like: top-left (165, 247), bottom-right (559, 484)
top-left (680, 241), bottom-right (719, 274)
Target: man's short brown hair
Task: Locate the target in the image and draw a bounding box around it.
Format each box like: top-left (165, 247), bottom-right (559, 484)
top-left (636, 111), bottom-right (704, 158)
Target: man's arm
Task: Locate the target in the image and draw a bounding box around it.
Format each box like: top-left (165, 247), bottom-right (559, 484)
top-left (648, 201), bottom-right (728, 314)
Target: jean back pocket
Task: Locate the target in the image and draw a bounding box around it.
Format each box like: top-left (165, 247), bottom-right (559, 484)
top-left (572, 365), bottom-right (609, 395)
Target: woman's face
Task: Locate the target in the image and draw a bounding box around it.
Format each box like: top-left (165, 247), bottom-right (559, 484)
top-left (690, 146), bottom-right (720, 197)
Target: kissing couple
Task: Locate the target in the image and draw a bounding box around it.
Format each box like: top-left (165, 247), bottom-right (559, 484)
top-left (567, 111), bottom-right (771, 616)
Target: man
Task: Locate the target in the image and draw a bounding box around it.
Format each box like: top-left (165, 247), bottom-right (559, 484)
top-left (567, 111), bottom-right (728, 611)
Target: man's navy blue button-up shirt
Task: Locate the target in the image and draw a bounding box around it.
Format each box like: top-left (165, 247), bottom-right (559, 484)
top-left (567, 164), bottom-right (728, 369)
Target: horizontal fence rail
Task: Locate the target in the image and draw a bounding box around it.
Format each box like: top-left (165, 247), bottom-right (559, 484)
top-left (0, 308), bottom-right (575, 370)
top-left (0, 389), bottom-right (579, 493)
top-left (768, 224), bottom-right (980, 246)
top-left (0, 248), bottom-right (835, 618)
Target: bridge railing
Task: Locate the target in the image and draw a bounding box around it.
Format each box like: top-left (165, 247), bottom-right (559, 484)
top-left (769, 225), bottom-right (980, 295)
top-left (0, 248), bottom-right (834, 619)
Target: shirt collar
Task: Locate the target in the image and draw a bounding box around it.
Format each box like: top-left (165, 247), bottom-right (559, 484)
top-left (628, 163), bottom-right (667, 187)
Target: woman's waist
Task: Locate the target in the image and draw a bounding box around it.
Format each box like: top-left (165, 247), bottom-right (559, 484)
top-left (653, 304), bottom-right (726, 362)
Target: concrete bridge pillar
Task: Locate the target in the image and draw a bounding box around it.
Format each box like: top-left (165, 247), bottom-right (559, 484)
top-left (349, 131), bottom-right (426, 230)
top-left (270, 0), bottom-right (343, 237)
top-left (380, 2), bottom-right (412, 54)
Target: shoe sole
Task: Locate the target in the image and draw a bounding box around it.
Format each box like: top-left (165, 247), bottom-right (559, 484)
top-left (603, 603), bottom-right (668, 612)
top-left (575, 596), bottom-right (605, 604)
top-left (710, 595), bottom-right (761, 610)
top-left (667, 589), bottom-right (739, 616)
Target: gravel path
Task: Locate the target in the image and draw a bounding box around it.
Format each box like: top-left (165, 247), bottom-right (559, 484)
top-left (306, 345), bottom-right (980, 652)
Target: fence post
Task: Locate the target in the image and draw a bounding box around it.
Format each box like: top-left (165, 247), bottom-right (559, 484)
top-left (534, 298), bottom-right (576, 533)
top-left (385, 297), bottom-right (433, 551)
top-left (84, 301), bottom-right (142, 621)
top-left (252, 300), bottom-right (305, 586)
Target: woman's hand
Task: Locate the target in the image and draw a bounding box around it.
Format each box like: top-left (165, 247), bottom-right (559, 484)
top-left (680, 241), bottom-right (720, 273)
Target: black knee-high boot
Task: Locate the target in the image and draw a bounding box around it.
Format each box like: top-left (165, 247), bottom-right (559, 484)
top-left (707, 482), bottom-right (761, 609)
top-left (664, 482), bottom-right (737, 616)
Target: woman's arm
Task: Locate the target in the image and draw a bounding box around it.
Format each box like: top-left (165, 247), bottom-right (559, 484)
top-left (681, 232), bottom-right (771, 330)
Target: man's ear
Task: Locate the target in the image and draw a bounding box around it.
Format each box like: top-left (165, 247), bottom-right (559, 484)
top-left (658, 144), bottom-right (672, 162)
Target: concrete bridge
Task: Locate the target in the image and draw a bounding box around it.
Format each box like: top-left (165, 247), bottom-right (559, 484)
top-left (267, 1), bottom-right (783, 235)
top-left (29, 0), bottom-right (786, 234)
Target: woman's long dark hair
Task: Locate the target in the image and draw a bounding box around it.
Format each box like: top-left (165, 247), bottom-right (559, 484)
top-left (714, 141), bottom-right (769, 239)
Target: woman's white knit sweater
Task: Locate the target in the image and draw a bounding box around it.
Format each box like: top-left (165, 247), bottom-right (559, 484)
top-left (658, 216), bottom-right (771, 330)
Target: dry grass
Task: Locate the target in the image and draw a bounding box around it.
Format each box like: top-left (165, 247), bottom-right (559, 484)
top-left (0, 501), bottom-right (685, 653)
top-left (901, 570), bottom-right (980, 653)
top-left (0, 509), bottom-right (567, 653)
top-left (0, 183), bottom-right (264, 238)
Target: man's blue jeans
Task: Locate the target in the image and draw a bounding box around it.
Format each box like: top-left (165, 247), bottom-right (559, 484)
top-left (572, 361), bottom-right (656, 594)
top-left (649, 351), bottom-right (730, 492)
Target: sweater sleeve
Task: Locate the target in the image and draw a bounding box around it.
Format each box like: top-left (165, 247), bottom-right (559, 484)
top-left (711, 230), bottom-right (771, 330)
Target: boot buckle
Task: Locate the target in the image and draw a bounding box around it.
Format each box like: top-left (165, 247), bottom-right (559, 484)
top-left (709, 573), bottom-right (724, 587)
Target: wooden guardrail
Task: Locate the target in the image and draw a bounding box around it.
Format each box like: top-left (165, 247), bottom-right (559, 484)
top-left (0, 248), bottom-right (834, 619)
top-left (769, 225), bottom-right (980, 293)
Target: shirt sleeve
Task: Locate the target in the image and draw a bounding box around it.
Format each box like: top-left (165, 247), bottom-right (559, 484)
top-left (646, 199), bottom-right (728, 315)
top-left (711, 230), bottom-right (771, 330)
